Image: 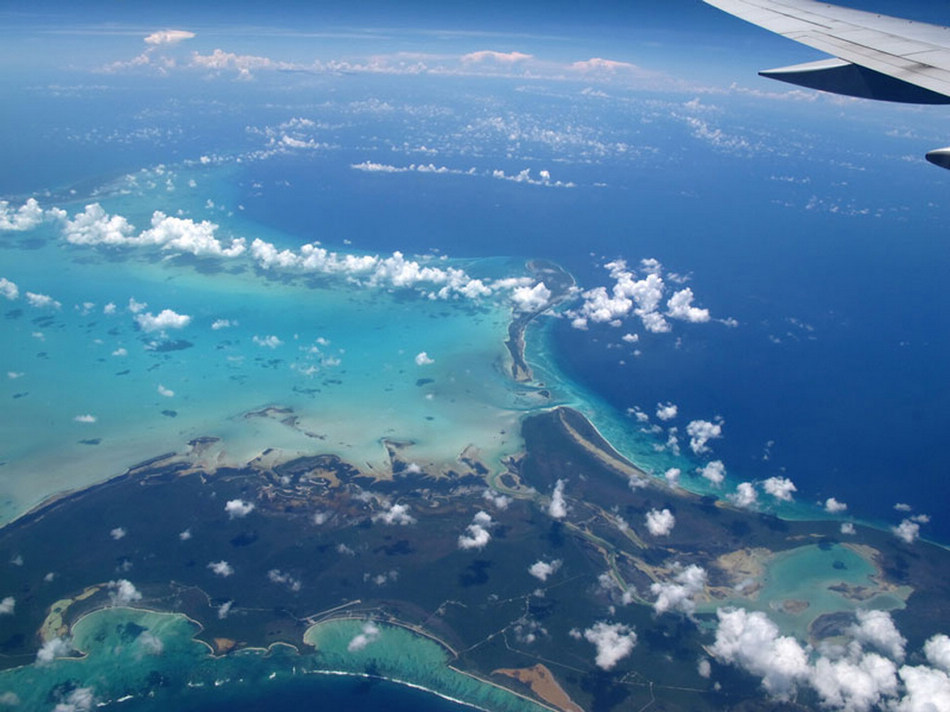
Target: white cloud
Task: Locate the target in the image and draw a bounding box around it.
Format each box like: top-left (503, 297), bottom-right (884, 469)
top-left (414, 351), bottom-right (435, 366)
top-left (548, 479), bottom-right (568, 519)
top-left (645, 508), bottom-right (676, 536)
top-left (139, 211), bottom-right (246, 257)
top-left (144, 29), bottom-right (196, 45)
top-left (656, 402), bottom-right (678, 421)
top-left (699, 460), bottom-right (726, 487)
top-left (225, 499), bottom-right (255, 519)
top-left (63, 203), bottom-right (135, 245)
top-left (0, 278), bottom-right (18, 300)
top-left (179, 529), bottom-right (192, 541)
top-left (37, 636), bottom-right (73, 664)
top-left (136, 308), bottom-right (191, 333)
top-left (483, 490), bottom-right (511, 510)
top-left (511, 282), bottom-right (551, 312)
top-left (110, 527), bottom-right (126, 540)
top-left (0, 198), bottom-right (46, 231)
top-left (926, 635), bottom-right (950, 674)
top-left (572, 57), bottom-right (641, 73)
top-left (763, 476), bottom-right (797, 502)
top-left (26, 292), bottom-right (61, 310)
top-left (651, 564), bottom-right (706, 616)
top-left (825, 497), bottom-right (848, 513)
top-left (894, 503), bottom-right (913, 513)
top-left (664, 468), bottom-right (681, 486)
top-left (112, 347), bottom-right (127, 357)
top-left (850, 610), bottom-right (906, 663)
top-left (461, 50), bottom-right (533, 64)
top-left (157, 384), bottom-right (175, 397)
top-left (347, 622), bottom-right (381, 652)
top-left (128, 297), bottom-right (147, 314)
top-left (217, 601), bottom-right (233, 619)
top-left (108, 579), bottom-right (142, 606)
top-left (666, 288), bottom-right (710, 323)
top-left (686, 419), bottom-right (723, 455)
top-left (811, 651), bottom-right (898, 711)
top-left (52, 686), bottom-right (95, 712)
top-left (0, 597), bottom-right (14, 615)
top-left (458, 511), bottom-right (493, 550)
top-left (582, 621), bottom-right (638, 670)
top-left (253, 334), bottom-right (283, 348)
top-left (74, 414), bottom-right (97, 424)
top-left (841, 522), bottom-right (856, 535)
top-left (893, 519), bottom-right (920, 544)
top-left (211, 319), bottom-right (234, 330)
top-left (729, 482), bottom-right (758, 509)
top-left (711, 608), bottom-right (810, 699)
top-left (897, 665), bottom-right (950, 712)
top-left (208, 560), bottom-right (234, 577)
top-left (374, 502), bottom-right (416, 526)
top-left (528, 559), bottom-right (562, 582)
top-left (267, 569), bottom-right (302, 592)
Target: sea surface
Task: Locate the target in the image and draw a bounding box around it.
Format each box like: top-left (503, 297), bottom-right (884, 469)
top-left (2, 73), bottom-right (949, 710)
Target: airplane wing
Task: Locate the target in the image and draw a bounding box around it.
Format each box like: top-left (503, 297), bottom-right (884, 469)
top-left (703, 0), bottom-right (950, 165)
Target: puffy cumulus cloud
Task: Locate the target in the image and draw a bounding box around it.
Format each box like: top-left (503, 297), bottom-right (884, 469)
top-left (655, 402), bottom-right (678, 421)
top-left (825, 497), bottom-right (848, 514)
top-left (249, 240), bottom-right (491, 301)
top-left (267, 569), bottom-right (302, 592)
top-left (461, 50), bottom-right (533, 64)
top-left (74, 414), bottom-right (97, 424)
top-left (0, 277), bottom-right (18, 300)
top-left (373, 502), bottom-right (417, 526)
top-left (810, 651), bottom-right (898, 712)
top-left (925, 634), bottom-right (950, 673)
top-left (711, 608), bottom-right (810, 699)
top-left (63, 203), bottom-right (135, 245)
top-left (896, 665), bottom-right (950, 712)
top-left (253, 334), bottom-right (282, 348)
top-left (666, 288), bottom-right (710, 323)
top-left (686, 419), bottom-right (723, 455)
top-left (414, 351), bottom-right (435, 366)
top-left (582, 622), bottom-right (638, 671)
top-left (483, 489), bottom-right (511, 510)
top-left (645, 508), bottom-right (676, 537)
top-left (347, 621), bottom-right (381, 652)
top-left (763, 476), bottom-right (797, 502)
top-left (729, 482), bottom-right (758, 509)
top-left (157, 384), bottom-right (175, 397)
top-left (37, 636), bottom-right (73, 664)
top-left (144, 29), bottom-right (195, 45)
top-left (217, 601), bottom-right (233, 619)
top-left (850, 609), bottom-right (906, 663)
top-left (139, 212), bottom-right (246, 257)
top-left (490, 168), bottom-right (575, 188)
top-left (190, 48), bottom-right (292, 79)
top-left (108, 579), bottom-right (142, 606)
top-left (548, 479), bottom-right (568, 519)
top-left (110, 527), bottom-right (126, 540)
top-left (26, 292), bottom-right (61, 310)
top-left (893, 518), bottom-right (921, 544)
top-left (0, 596), bottom-right (14, 615)
top-left (528, 559), bottom-right (562, 582)
top-left (61, 204), bottom-right (245, 257)
top-left (51, 686), bottom-right (95, 712)
top-left (664, 467), bottom-right (681, 486)
top-left (211, 318), bottom-right (234, 330)
top-left (225, 499), bottom-right (255, 519)
top-left (510, 282), bottom-right (551, 313)
top-left (651, 563), bottom-right (706, 616)
top-left (458, 511), bottom-right (493, 550)
top-left (699, 460), bottom-right (726, 487)
top-left (136, 308), bottom-right (191, 333)
top-left (571, 57), bottom-right (640, 73)
top-left (841, 522), bottom-right (856, 535)
top-left (208, 560), bottom-right (234, 577)
top-left (0, 198), bottom-right (46, 231)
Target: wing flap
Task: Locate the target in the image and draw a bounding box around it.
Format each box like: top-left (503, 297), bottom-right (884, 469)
top-left (703, 0), bottom-right (950, 101)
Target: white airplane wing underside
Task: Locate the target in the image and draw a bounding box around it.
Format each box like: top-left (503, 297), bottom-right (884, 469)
top-left (704, 0), bottom-right (950, 102)
top-left (703, 0), bottom-right (950, 166)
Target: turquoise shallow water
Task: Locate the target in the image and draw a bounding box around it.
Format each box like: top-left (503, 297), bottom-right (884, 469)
top-left (0, 608), bottom-right (536, 712)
